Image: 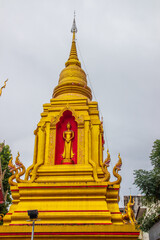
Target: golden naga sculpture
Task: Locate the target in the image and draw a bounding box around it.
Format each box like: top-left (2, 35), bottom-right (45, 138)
top-left (108, 153), bottom-right (122, 185)
top-left (15, 152), bottom-right (26, 183)
top-left (100, 149), bottom-right (111, 182)
top-left (62, 122), bottom-right (74, 164)
top-left (0, 79), bottom-right (8, 96)
top-left (25, 127), bottom-right (38, 181)
top-left (90, 150), bottom-right (122, 184)
top-left (8, 156), bottom-right (18, 186)
top-left (122, 195), bottom-right (136, 225)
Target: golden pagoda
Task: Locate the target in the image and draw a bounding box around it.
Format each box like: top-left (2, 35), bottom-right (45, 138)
top-left (0, 17), bottom-right (139, 239)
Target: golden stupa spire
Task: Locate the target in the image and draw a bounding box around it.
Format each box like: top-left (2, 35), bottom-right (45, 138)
top-left (65, 14), bottom-right (81, 67)
top-left (53, 14), bottom-right (92, 100)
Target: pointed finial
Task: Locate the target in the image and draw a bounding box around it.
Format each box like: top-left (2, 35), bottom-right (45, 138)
top-left (71, 11), bottom-right (77, 33)
top-left (65, 12), bottom-right (80, 67)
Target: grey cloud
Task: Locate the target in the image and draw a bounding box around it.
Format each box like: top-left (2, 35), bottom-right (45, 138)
top-left (0, 0), bottom-right (160, 206)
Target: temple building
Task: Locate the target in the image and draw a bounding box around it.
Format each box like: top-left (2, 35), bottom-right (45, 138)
top-left (0, 18), bottom-right (139, 239)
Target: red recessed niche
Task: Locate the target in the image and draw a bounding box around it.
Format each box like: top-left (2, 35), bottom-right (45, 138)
top-left (55, 110), bottom-right (77, 165)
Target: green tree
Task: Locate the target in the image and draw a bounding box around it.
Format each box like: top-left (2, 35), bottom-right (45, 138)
top-left (0, 143), bottom-right (12, 224)
top-left (134, 139), bottom-right (160, 232)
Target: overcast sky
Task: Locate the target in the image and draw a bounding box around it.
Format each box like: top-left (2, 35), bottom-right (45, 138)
top-left (0, 0), bottom-right (160, 207)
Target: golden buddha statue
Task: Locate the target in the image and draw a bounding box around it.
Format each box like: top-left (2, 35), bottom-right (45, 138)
top-left (62, 122), bottom-right (74, 164)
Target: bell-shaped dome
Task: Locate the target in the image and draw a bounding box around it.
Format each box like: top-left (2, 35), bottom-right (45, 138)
top-left (52, 18), bottom-right (92, 100)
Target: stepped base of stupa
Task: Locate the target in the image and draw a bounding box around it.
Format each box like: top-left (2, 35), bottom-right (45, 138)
top-left (0, 183), bottom-right (139, 239)
top-left (0, 224), bottom-right (139, 239)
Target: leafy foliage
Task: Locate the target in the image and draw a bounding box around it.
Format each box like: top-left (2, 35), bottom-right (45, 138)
top-left (0, 144), bottom-right (12, 224)
top-left (137, 205), bottom-right (160, 232)
top-left (134, 139), bottom-right (160, 203)
top-left (134, 139), bottom-right (160, 231)
top-left (150, 139), bottom-right (160, 168)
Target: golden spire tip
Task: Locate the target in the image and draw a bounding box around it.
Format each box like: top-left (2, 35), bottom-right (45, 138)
top-left (71, 11), bottom-right (77, 33)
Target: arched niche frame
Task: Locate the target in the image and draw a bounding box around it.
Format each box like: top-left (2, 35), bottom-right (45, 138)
top-left (53, 107), bottom-right (83, 165)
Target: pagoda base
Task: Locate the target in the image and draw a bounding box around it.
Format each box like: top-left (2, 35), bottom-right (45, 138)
top-left (1, 183), bottom-right (139, 239)
top-left (0, 224), bottom-right (139, 239)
